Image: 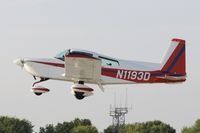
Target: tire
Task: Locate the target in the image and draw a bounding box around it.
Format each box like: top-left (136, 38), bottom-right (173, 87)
top-left (74, 92), bottom-right (85, 100)
top-left (34, 92), bottom-right (42, 96)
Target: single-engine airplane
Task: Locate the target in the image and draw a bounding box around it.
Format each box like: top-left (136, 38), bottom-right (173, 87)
top-left (14, 38), bottom-right (186, 100)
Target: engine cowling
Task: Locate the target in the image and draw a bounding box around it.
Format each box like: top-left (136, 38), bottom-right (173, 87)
top-left (31, 86), bottom-right (50, 96)
top-left (71, 84), bottom-right (94, 100)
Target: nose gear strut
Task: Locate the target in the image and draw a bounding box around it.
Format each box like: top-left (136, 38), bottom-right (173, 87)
top-left (32, 77), bottom-right (49, 87)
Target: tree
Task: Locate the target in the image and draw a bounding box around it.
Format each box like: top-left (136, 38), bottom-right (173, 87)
top-left (104, 125), bottom-right (114, 133)
top-left (71, 125), bottom-right (98, 133)
top-left (104, 120), bottom-right (175, 133)
top-left (0, 116), bottom-right (33, 133)
top-left (54, 122), bottom-right (74, 133)
top-left (128, 120), bottom-right (175, 133)
top-left (39, 124), bottom-right (55, 133)
top-left (182, 119), bottom-right (200, 133)
top-left (39, 118), bottom-right (98, 133)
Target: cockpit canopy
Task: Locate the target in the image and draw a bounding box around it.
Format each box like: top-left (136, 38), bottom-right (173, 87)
top-left (55, 49), bottom-right (70, 61)
top-left (55, 49), bottom-right (119, 67)
top-left (55, 49), bottom-right (93, 61)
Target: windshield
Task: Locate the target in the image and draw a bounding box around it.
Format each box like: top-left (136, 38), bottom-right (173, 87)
top-left (55, 49), bottom-right (70, 61)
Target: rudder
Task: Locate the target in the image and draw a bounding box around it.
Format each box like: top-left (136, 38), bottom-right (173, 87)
top-left (161, 38), bottom-right (186, 76)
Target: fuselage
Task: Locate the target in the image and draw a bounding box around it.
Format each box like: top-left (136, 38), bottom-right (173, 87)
top-left (17, 48), bottom-right (186, 85)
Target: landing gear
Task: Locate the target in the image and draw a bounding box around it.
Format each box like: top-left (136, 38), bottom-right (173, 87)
top-left (71, 81), bottom-right (94, 100)
top-left (74, 81), bottom-right (85, 100)
top-left (78, 81), bottom-right (84, 84)
top-left (32, 77), bottom-right (49, 87)
top-left (74, 92), bottom-right (85, 100)
top-left (34, 92), bottom-right (42, 96)
top-left (32, 77), bottom-right (50, 96)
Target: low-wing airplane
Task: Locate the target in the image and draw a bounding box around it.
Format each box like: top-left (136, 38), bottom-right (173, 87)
top-left (14, 38), bottom-right (186, 100)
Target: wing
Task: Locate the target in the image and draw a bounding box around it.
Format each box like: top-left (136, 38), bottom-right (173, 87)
top-left (64, 55), bottom-right (102, 83)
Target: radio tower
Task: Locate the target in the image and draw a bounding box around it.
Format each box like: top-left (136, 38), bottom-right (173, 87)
top-left (109, 89), bottom-right (130, 133)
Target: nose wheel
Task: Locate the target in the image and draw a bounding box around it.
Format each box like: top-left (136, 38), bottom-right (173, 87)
top-left (32, 77), bottom-right (50, 96)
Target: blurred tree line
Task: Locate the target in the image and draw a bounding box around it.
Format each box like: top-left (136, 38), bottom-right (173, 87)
top-left (0, 116), bottom-right (200, 133)
top-left (182, 119), bottom-right (200, 133)
top-left (0, 116), bottom-right (33, 133)
top-left (104, 120), bottom-right (175, 133)
top-left (39, 118), bottom-right (98, 133)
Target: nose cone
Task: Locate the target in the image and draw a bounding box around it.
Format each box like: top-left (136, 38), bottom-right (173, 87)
top-left (13, 58), bottom-right (24, 68)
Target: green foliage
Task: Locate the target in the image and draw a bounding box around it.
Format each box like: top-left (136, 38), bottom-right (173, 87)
top-left (3, 115), bottom-right (200, 133)
top-left (39, 118), bottom-right (98, 133)
top-left (182, 119), bottom-right (200, 133)
top-left (127, 120), bottom-right (175, 133)
top-left (71, 125), bottom-right (98, 133)
top-left (104, 125), bottom-right (114, 133)
top-left (39, 124), bottom-right (55, 133)
top-left (104, 120), bottom-right (175, 133)
top-left (182, 127), bottom-right (191, 133)
top-left (0, 116), bottom-right (33, 133)
top-left (55, 122), bottom-right (74, 133)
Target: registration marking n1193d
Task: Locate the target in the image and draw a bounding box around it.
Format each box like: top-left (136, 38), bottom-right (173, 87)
top-left (116, 70), bottom-right (151, 81)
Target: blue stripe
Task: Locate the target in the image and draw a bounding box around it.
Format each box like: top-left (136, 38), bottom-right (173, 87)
top-left (151, 72), bottom-right (185, 77)
top-left (166, 46), bottom-right (185, 72)
top-left (151, 72), bottom-right (166, 76)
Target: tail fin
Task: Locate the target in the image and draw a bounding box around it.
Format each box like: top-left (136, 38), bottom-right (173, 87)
top-left (161, 38), bottom-right (186, 76)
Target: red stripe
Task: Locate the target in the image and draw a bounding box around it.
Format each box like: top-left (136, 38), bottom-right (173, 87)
top-left (172, 38), bottom-right (185, 43)
top-left (161, 42), bottom-right (184, 71)
top-left (101, 67), bottom-right (153, 82)
top-left (101, 67), bottom-right (185, 83)
top-left (73, 87), bottom-right (94, 92)
top-left (32, 88), bottom-right (49, 92)
top-left (32, 61), bottom-right (64, 68)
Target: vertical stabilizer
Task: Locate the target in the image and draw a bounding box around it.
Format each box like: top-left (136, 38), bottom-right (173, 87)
top-left (161, 38), bottom-right (186, 76)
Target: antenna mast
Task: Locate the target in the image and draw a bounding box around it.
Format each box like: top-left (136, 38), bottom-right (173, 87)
top-left (109, 88), bottom-right (130, 133)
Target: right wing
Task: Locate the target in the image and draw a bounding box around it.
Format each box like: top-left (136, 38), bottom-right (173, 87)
top-left (64, 55), bottom-right (102, 83)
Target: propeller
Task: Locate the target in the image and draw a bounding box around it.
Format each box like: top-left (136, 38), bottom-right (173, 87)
top-left (13, 58), bottom-right (24, 68)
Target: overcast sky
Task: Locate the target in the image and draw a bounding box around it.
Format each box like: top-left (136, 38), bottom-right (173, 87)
top-left (0, 0), bottom-right (200, 132)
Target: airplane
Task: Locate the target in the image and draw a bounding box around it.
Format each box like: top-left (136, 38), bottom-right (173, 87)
top-left (14, 38), bottom-right (186, 100)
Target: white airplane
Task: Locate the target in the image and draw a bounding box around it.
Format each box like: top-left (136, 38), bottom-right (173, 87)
top-left (14, 38), bottom-right (186, 100)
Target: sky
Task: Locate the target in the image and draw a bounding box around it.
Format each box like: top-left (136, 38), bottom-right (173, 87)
top-left (0, 0), bottom-right (200, 132)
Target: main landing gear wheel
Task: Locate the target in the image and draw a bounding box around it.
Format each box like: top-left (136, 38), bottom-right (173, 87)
top-left (71, 82), bottom-right (94, 100)
top-left (74, 92), bottom-right (85, 100)
top-left (34, 92), bottom-right (42, 96)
